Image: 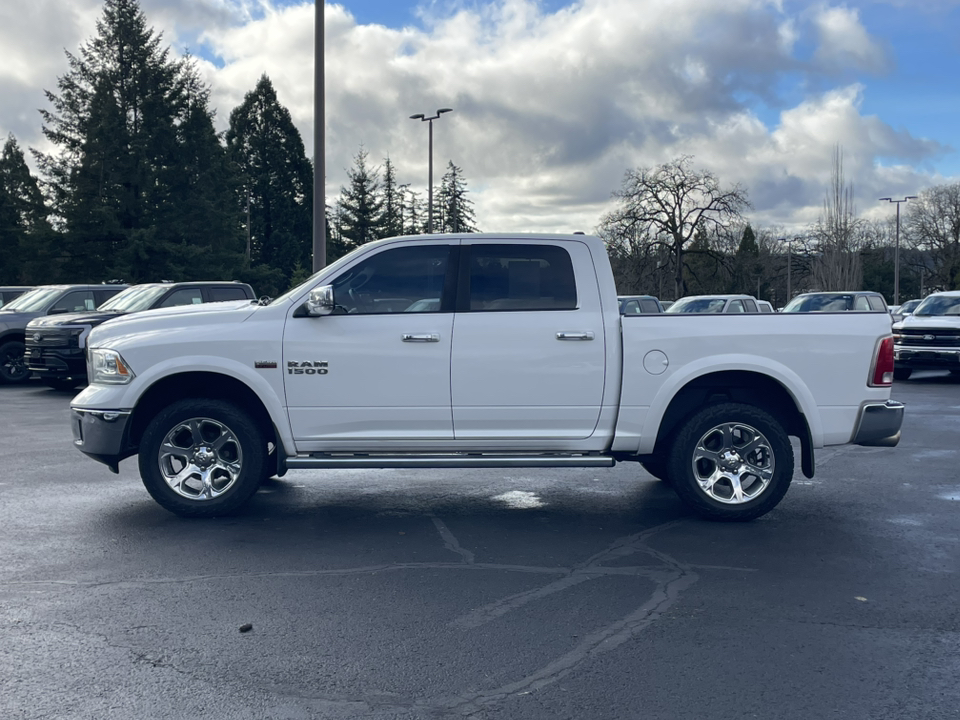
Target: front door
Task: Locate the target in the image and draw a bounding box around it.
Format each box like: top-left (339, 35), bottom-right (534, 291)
top-left (450, 240), bottom-right (607, 440)
top-left (284, 242), bottom-right (457, 446)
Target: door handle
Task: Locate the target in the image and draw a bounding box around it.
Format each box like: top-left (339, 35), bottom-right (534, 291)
top-left (402, 333), bottom-right (441, 343)
top-left (556, 331), bottom-right (595, 341)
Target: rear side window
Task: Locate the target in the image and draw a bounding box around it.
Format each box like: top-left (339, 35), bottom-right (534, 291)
top-left (639, 299), bottom-right (660, 313)
top-left (727, 300), bottom-right (745, 313)
top-left (867, 296), bottom-right (886, 312)
top-left (622, 300), bottom-right (641, 314)
top-left (855, 295), bottom-right (871, 311)
top-left (159, 288), bottom-right (203, 308)
top-left (743, 300), bottom-right (758, 313)
top-left (467, 244), bottom-right (577, 311)
top-left (208, 287), bottom-right (250, 302)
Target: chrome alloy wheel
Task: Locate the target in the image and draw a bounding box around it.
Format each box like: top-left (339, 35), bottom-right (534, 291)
top-left (691, 422), bottom-right (775, 504)
top-left (158, 418), bottom-right (243, 501)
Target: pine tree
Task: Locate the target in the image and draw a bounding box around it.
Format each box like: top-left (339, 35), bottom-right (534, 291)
top-left (226, 74), bottom-right (313, 289)
top-left (0, 135), bottom-right (55, 283)
top-left (437, 161), bottom-right (478, 233)
top-left (380, 157), bottom-right (404, 238)
top-left (37, 0), bottom-right (245, 283)
top-left (337, 147), bottom-right (384, 249)
top-left (402, 185), bottom-right (426, 235)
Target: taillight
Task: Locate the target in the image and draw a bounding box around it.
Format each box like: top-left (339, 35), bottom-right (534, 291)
top-left (870, 336), bottom-right (894, 387)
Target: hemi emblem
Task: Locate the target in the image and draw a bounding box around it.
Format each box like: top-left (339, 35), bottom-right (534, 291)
top-left (254, 361), bottom-right (278, 369)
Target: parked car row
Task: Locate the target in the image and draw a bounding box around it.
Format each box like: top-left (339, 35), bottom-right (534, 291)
top-left (0, 281), bottom-right (256, 387)
top-left (891, 291), bottom-right (960, 380)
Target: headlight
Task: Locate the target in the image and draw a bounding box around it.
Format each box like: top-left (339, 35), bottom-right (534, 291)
top-left (89, 349), bottom-right (135, 385)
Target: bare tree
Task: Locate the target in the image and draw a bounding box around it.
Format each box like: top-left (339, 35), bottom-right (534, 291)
top-left (599, 156), bottom-right (750, 298)
top-left (905, 182), bottom-right (960, 291)
top-left (810, 146), bottom-right (867, 291)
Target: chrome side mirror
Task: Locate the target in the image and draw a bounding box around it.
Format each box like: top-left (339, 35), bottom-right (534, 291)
top-left (304, 285), bottom-right (336, 316)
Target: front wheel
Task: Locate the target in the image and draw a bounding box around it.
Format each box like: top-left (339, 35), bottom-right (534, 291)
top-left (667, 402), bottom-right (794, 522)
top-left (0, 340), bottom-right (29, 384)
top-left (138, 399), bottom-right (267, 517)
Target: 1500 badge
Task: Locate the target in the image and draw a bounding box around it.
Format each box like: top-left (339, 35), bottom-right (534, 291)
top-left (288, 361), bottom-right (329, 375)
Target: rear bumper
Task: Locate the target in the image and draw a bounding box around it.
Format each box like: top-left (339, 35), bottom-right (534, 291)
top-left (71, 407), bottom-right (135, 473)
top-left (852, 400), bottom-right (904, 447)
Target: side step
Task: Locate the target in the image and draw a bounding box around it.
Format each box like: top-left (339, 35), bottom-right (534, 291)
top-left (285, 452), bottom-right (616, 470)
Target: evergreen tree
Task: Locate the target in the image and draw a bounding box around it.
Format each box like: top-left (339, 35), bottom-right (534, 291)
top-left (380, 157), bottom-right (404, 238)
top-left (337, 148), bottom-right (384, 249)
top-left (732, 223), bottom-right (761, 294)
top-left (226, 74), bottom-right (313, 290)
top-left (402, 185), bottom-right (426, 235)
top-left (0, 135), bottom-right (55, 283)
top-left (437, 162), bottom-right (478, 233)
top-left (37, 0), bottom-right (245, 283)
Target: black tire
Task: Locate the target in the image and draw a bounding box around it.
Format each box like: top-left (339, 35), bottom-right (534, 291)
top-left (138, 399), bottom-right (267, 518)
top-left (0, 340), bottom-right (30, 384)
top-left (44, 378), bottom-right (81, 392)
top-left (667, 402), bottom-right (794, 522)
top-left (640, 455), bottom-right (672, 485)
top-left (893, 367), bottom-right (913, 381)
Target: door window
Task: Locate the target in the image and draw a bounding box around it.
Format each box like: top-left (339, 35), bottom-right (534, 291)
top-left (331, 244), bottom-right (452, 315)
top-left (639, 299), bottom-right (661, 313)
top-left (867, 296), bottom-right (886, 312)
top-left (855, 295), bottom-right (871, 311)
top-left (727, 300), bottom-right (746, 313)
top-left (208, 287), bottom-right (250, 302)
top-left (159, 288), bottom-right (204, 308)
top-left (466, 244), bottom-right (577, 311)
top-left (51, 291), bottom-right (96, 313)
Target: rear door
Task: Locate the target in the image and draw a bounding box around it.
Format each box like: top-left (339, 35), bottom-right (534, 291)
top-left (450, 240), bottom-right (607, 440)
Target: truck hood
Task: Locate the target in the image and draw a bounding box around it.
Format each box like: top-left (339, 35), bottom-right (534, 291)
top-left (29, 311), bottom-right (124, 329)
top-left (87, 300), bottom-right (259, 349)
top-left (895, 314), bottom-right (960, 330)
top-left (0, 310), bottom-right (44, 334)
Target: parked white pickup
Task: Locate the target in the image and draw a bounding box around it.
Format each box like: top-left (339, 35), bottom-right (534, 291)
top-left (71, 233), bottom-right (903, 521)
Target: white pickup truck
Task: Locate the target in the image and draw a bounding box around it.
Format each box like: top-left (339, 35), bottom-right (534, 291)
top-left (71, 234), bottom-right (903, 521)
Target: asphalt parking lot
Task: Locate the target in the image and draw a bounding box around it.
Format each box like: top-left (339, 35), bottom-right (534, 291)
top-left (1, 374), bottom-right (959, 720)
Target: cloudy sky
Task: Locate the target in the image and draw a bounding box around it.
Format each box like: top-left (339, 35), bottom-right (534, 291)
top-left (2, 0), bottom-right (959, 234)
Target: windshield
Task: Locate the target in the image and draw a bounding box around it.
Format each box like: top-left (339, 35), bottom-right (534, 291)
top-left (97, 285), bottom-right (168, 313)
top-left (666, 297), bottom-right (726, 313)
top-left (913, 295), bottom-right (960, 316)
top-left (268, 243), bottom-right (383, 305)
top-left (0, 287), bottom-right (65, 312)
top-left (898, 299), bottom-right (922, 314)
top-left (782, 294), bottom-right (853, 312)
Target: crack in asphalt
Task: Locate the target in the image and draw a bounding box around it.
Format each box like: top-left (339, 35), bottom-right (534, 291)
top-left (1, 517), bottom-right (748, 718)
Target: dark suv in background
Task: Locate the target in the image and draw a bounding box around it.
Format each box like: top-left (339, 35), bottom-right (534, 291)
top-left (0, 287), bottom-right (33, 308)
top-left (26, 281), bottom-right (256, 390)
top-left (0, 284), bottom-right (128, 384)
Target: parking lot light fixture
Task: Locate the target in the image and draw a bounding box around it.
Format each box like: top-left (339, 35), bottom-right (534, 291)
top-left (409, 108), bottom-right (453, 233)
top-left (879, 196), bottom-right (917, 307)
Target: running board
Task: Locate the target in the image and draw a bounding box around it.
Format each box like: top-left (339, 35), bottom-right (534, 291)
top-left (285, 453), bottom-right (616, 470)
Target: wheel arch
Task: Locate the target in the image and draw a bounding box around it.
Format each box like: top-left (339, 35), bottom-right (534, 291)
top-left (649, 370), bottom-right (815, 478)
top-left (128, 371), bottom-right (287, 476)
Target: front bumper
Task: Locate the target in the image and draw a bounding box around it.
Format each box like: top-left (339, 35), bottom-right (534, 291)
top-left (71, 407), bottom-right (135, 473)
top-left (852, 400), bottom-right (904, 447)
top-left (894, 345), bottom-right (960, 369)
top-left (26, 346), bottom-right (86, 379)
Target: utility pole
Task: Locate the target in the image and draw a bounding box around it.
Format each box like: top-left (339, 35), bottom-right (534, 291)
top-left (409, 108), bottom-right (453, 233)
top-left (312, 0), bottom-right (326, 271)
top-left (879, 196), bottom-right (917, 307)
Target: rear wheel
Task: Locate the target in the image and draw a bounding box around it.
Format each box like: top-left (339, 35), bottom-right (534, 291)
top-left (0, 340), bottom-right (29, 384)
top-left (893, 367), bottom-right (913, 381)
top-left (667, 402), bottom-right (794, 522)
top-left (138, 399), bottom-right (266, 517)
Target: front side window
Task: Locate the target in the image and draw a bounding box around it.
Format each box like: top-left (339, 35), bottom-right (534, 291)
top-left (331, 244), bottom-right (451, 315)
top-left (51, 291), bottom-right (96, 313)
top-left (467, 244), bottom-right (577, 312)
top-left (159, 288), bottom-right (204, 308)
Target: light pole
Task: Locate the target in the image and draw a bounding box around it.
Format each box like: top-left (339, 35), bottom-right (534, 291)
top-left (879, 196), bottom-right (916, 307)
top-left (781, 237), bottom-right (792, 303)
top-left (313, 0), bottom-right (325, 271)
top-left (409, 108), bottom-right (452, 233)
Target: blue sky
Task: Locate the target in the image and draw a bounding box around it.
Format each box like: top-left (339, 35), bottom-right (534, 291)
top-left (2, 0), bottom-right (959, 233)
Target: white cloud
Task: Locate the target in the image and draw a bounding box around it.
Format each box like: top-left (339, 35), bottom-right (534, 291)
top-left (0, 0), bottom-right (951, 236)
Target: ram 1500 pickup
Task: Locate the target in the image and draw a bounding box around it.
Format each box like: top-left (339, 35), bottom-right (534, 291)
top-left (70, 234), bottom-right (904, 521)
